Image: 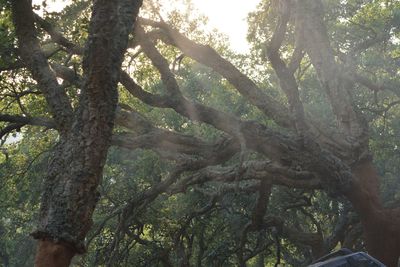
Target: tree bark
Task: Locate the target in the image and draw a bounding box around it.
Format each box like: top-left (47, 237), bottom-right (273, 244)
top-left (34, 240), bottom-right (75, 267)
top-left (293, 1), bottom-right (400, 264)
top-left (10, 1), bottom-right (143, 266)
top-left (348, 159), bottom-right (400, 267)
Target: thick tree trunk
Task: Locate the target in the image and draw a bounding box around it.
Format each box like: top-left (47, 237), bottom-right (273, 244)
top-left (9, 0), bottom-right (143, 265)
top-left (293, 2), bottom-right (399, 264)
top-left (348, 160), bottom-right (400, 266)
top-left (34, 240), bottom-right (75, 267)
top-left (362, 210), bottom-right (400, 267)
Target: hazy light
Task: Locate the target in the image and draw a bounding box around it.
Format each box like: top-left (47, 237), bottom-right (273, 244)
top-left (191, 0), bottom-right (259, 53)
top-left (32, 0), bottom-right (71, 13)
top-left (32, 0), bottom-right (259, 53)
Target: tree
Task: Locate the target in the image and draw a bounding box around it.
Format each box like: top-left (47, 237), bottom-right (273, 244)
top-left (1, 0), bottom-right (399, 266)
top-left (3, 0), bottom-right (143, 266)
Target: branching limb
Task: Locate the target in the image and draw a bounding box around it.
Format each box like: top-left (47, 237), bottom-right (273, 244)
top-left (0, 114), bottom-right (54, 128)
top-left (0, 123), bottom-right (24, 141)
top-left (11, 1), bottom-right (73, 135)
top-left (138, 18), bottom-right (293, 128)
top-left (114, 107), bottom-right (241, 161)
top-left (266, 0), bottom-right (307, 134)
top-left (135, 25), bottom-right (183, 98)
top-left (168, 161), bottom-right (321, 194)
top-left (35, 8), bottom-right (353, 198)
top-left (295, 0), bottom-right (369, 158)
top-left (33, 13), bottom-right (84, 55)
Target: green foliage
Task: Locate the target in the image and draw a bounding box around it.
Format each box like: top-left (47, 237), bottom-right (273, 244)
top-left (1, 0), bottom-right (399, 266)
top-left (0, 2), bottom-right (16, 69)
top-left (0, 128), bottom-right (57, 266)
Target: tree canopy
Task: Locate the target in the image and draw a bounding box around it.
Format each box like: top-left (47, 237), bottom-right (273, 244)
top-left (0, 0), bottom-right (400, 266)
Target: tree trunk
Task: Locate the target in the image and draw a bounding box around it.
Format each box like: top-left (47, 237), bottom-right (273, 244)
top-left (348, 159), bottom-right (400, 266)
top-left (362, 210), bottom-right (400, 267)
top-left (294, 2), bottom-right (400, 264)
top-left (10, 0), bottom-right (144, 265)
top-left (34, 240), bottom-right (75, 267)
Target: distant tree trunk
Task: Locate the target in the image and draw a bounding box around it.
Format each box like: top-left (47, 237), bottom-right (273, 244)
top-left (348, 159), bottom-right (400, 266)
top-left (294, 1), bottom-right (400, 265)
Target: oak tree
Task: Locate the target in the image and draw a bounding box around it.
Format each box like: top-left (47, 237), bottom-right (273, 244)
top-left (1, 0), bottom-right (400, 266)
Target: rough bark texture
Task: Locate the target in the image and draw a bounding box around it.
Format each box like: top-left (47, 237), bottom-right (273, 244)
top-left (11, 0), bottom-right (143, 265)
top-left (34, 240), bottom-right (75, 267)
top-left (348, 160), bottom-right (400, 266)
top-left (294, 1), bottom-right (400, 265)
top-left (11, 0), bottom-right (73, 135)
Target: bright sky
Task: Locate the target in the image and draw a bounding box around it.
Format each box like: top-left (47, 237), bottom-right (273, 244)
top-left (32, 0), bottom-right (260, 53)
top-left (190, 0), bottom-right (260, 52)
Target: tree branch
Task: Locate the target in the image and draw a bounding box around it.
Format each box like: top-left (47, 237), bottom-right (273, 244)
top-left (295, 0), bottom-right (369, 156)
top-left (266, 0), bottom-right (307, 134)
top-left (11, 1), bottom-right (73, 135)
top-left (138, 18), bottom-right (293, 128)
top-left (0, 114), bottom-right (55, 128)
